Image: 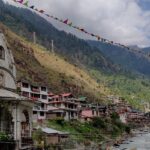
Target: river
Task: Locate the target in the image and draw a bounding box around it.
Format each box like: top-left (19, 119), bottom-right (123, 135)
top-left (113, 130), bottom-right (150, 150)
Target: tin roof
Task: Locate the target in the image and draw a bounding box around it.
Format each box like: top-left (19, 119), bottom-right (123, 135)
top-left (36, 127), bottom-right (69, 135)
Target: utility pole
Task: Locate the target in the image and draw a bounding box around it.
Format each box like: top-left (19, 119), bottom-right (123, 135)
top-left (33, 32), bottom-right (36, 44)
top-left (51, 40), bottom-right (54, 53)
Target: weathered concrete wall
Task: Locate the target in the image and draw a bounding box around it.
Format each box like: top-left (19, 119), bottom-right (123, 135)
top-left (0, 33), bottom-right (16, 90)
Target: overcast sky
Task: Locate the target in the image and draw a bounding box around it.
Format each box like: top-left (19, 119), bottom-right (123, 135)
top-left (5, 0), bottom-right (150, 47)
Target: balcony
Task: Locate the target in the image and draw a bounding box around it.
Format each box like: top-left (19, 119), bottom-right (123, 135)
top-left (31, 88), bottom-right (40, 93)
top-left (33, 106), bottom-right (47, 112)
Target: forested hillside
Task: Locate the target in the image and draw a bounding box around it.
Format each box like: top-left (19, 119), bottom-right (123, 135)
top-left (88, 40), bottom-right (150, 76)
top-left (0, 0), bottom-right (119, 73)
top-left (0, 0), bottom-right (150, 107)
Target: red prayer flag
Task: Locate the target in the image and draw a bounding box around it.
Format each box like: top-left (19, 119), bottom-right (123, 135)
top-left (17, 0), bottom-right (24, 3)
top-left (63, 19), bottom-right (68, 24)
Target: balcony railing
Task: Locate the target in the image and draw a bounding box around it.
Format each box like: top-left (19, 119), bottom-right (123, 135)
top-left (31, 88), bottom-right (40, 93)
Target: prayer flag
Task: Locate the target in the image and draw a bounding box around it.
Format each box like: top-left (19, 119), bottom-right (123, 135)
top-left (17, 0), bottom-right (24, 3)
top-left (30, 6), bottom-right (34, 9)
top-left (23, 1), bottom-right (28, 7)
top-left (63, 19), bottom-right (68, 24)
top-left (39, 10), bottom-right (44, 13)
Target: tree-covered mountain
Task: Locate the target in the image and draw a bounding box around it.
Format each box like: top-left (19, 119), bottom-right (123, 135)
top-left (88, 40), bottom-right (150, 76)
top-left (0, 0), bottom-right (119, 74)
top-left (0, 0), bottom-right (150, 107)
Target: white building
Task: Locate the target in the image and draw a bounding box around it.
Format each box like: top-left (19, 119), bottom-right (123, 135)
top-left (0, 32), bottom-right (33, 150)
top-left (17, 80), bottom-right (49, 122)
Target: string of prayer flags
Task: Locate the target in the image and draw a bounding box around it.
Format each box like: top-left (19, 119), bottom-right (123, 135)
top-left (11, 0), bottom-right (150, 58)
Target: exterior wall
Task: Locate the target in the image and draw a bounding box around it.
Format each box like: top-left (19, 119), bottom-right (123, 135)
top-left (64, 111), bottom-right (69, 121)
top-left (0, 33), bottom-right (16, 89)
top-left (46, 134), bottom-right (59, 145)
top-left (46, 113), bottom-right (58, 120)
top-left (12, 101), bottom-right (33, 149)
top-left (21, 86), bottom-right (31, 93)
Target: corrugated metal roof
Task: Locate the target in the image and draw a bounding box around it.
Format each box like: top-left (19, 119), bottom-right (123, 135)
top-left (36, 127), bottom-right (69, 135)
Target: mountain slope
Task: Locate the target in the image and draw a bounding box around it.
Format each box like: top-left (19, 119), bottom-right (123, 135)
top-left (88, 40), bottom-right (150, 76)
top-left (89, 41), bottom-right (150, 76)
top-left (142, 47), bottom-right (150, 54)
top-left (0, 23), bottom-right (110, 101)
top-left (0, 0), bottom-right (118, 74)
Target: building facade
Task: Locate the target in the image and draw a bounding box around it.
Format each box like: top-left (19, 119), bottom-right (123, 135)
top-left (0, 32), bottom-right (33, 150)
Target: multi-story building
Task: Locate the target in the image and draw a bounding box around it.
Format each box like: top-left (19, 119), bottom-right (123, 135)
top-left (17, 81), bottom-right (49, 122)
top-left (47, 93), bottom-right (78, 121)
top-left (18, 82), bottom-right (80, 121)
top-left (0, 32), bottom-right (33, 150)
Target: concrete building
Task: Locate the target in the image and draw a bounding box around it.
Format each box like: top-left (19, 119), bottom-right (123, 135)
top-left (34, 127), bottom-right (69, 145)
top-left (17, 81), bottom-right (49, 122)
top-left (0, 32), bottom-right (33, 150)
top-left (48, 93), bottom-right (78, 121)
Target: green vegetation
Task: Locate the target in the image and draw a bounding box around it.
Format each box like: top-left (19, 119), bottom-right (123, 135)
top-left (47, 116), bottom-right (130, 143)
top-left (0, 132), bottom-right (11, 141)
top-left (90, 69), bottom-right (150, 108)
top-left (32, 129), bottom-right (45, 149)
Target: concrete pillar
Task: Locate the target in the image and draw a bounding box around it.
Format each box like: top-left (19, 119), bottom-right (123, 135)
top-left (13, 102), bottom-right (22, 150)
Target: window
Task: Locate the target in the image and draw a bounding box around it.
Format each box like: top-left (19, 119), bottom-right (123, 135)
top-left (22, 82), bottom-right (29, 88)
top-left (92, 110), bottom-right (94, 115)
top-left (41, 86), bottom-right (47, 91)
top-left (33, 111), bottom-right (37, 115)
top-left (41, 103), bottom-right (44, 108)
top-left (40, 112), bottom-right (44, 116)
top-left (41, 95), bottom-right (47, 100)
top-left (22, 91), bottom-right (29, 97)
top-left (0, 46), bottom-right (5, 60)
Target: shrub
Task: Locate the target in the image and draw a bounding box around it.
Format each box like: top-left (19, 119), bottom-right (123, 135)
top-left (125, 126), bottom-right (131, 134)
top-left (92, 117), bottom-right (106, 129)
top-left (55, 118), bottom-right (65, 126)
top-left (0, 132), bottom-right (10, 141)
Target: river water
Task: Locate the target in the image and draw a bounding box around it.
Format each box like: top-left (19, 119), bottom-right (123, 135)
top-left (113, 131), bottom-right (150, 150)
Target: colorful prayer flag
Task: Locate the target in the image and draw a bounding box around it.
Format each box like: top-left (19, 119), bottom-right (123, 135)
top-left (23, 1), bottom-right (28, 7)
top-left (63, 19), bottom-right (68, 24)
top-left (68, 22), bottom-right (72, 26)
top-left (17, 0), bottom-right (24, 3)
top-left (30, 6), bottom-right (34, 9)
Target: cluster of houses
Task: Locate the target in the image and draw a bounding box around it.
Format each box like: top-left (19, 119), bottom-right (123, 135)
top-left (0, 31), bottom-right (149, 149)
top-left (17, 80), bottom-right (150, 125)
